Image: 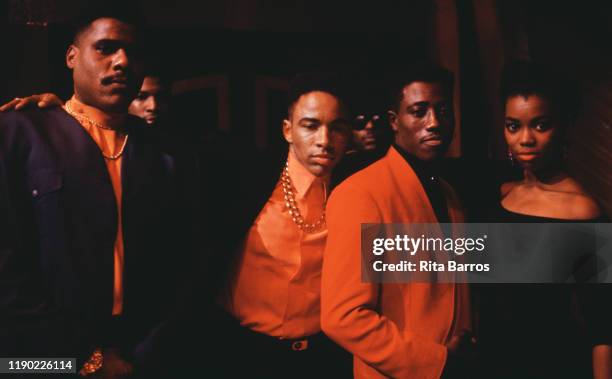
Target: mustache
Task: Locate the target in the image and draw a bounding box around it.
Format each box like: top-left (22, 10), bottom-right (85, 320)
top-left (101, 74), bottom-right (130, 85)
top-left (421, 134), bottom-right (443, 142)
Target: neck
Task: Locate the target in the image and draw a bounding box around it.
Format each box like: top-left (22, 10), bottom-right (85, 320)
top-left (522, 163), bottom-right (566, 186)
top-left (392, 143), bottom-right (440, 172)
top-left (71, 95), bottom-right (126, 130)
top-left (287, 147), bottom-right (330, 181)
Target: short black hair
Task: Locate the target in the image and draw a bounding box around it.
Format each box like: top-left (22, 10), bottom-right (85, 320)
top-left (386, 63), bottom-right (454, 111)
top-left (141, 61), bottom-right (171, 90)
top-left (287, 72), bottom-right (350, 118)
top-left (500, 60), bottom-right (579, 121)
top-left (345, 72), bottom-right (388, 116)
top-left (72, 1), bottom-right (144, 44)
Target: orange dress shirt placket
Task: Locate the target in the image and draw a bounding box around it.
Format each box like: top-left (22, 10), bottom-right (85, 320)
top-left (229, 149), bottom-right (328, 339)
top-left (64, 96), bottom-right (126, 316)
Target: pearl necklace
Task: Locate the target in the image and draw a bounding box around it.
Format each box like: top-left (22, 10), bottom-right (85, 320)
top-left (281, 161), bottom-right (327, 233)
top-left (64, 100), bottom-right (128, 160)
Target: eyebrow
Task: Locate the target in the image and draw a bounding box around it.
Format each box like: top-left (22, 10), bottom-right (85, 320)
top-left (297, 117), bottom-right (350, 125)
top-left (94, 38), bottom-right (121, 44)
top-left (93, 38), bottom-right (135, 47)
top-left (407, 101), bottom-right (430, 108)
top-left (298, 117), bottom-right (321, 124)
top-left (505, 115), bottom-right (550, 121)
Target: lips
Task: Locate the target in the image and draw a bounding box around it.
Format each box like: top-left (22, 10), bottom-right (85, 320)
top-left (516, 152), bottom-right (540, 161)
top-left (102, 75), bottom-right (130, 86)
top-left (311, 154), bottom-right (334, 165)
top-left (422, 135), bottom-right (445, 147)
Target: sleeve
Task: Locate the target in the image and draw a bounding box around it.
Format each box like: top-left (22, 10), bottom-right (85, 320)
top-left (575, 224), bottom-right (612, 346)
top-left (131, 137), bottom-right (203, 361)
top-left (0, 113), bottom-right (91, 360)
top-left (321, 183), bottom-right (447, 379)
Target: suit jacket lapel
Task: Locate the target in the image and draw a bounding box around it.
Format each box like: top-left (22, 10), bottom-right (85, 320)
top-left (57, 109), bottom-right (117, 314)
top-left (121, 130), bottom-right (154, 209)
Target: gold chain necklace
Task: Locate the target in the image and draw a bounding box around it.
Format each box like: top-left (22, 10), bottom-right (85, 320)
top-left (281, 161), bottom-right (327, 233)
top-left (64, 100), bottom-right (129, 160)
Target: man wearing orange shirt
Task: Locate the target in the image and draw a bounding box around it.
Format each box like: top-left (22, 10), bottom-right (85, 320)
top-left (0, 6), bottom-right (193, 378)
top-left (321, 65), bottom-right (475, 379)
top-left (204, 73), bottom-right (353, 378)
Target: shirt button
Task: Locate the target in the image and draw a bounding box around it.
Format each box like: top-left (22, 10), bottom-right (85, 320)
top-left (32, 189), bottom-right (39, 197)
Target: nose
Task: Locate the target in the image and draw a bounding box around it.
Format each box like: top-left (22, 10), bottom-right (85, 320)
top-left (425, 109), bottom-right (440, 131)
top-left (518, 127), bottom-right (536, 146)
top-left (112, 48), bottom-right (129, 71)
top-left (145, 96), bottom-right (158, 113)
top-left (315, 125), bottom-right (331, 148)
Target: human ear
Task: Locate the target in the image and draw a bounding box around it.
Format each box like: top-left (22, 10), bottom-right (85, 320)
top-left (388, 110), bottom-right (399, 132)
top-left (66, 45), bottom-right (77, 69)
top-left (282, 119), bottom-right (293, 144)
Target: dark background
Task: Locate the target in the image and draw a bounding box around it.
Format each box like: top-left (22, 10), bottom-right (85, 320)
top-left (1, 0), bottom-right (611, 214)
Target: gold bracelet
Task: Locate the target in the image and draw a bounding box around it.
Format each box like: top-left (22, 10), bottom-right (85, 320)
top-left (79, 349), bottom-right (103, 376)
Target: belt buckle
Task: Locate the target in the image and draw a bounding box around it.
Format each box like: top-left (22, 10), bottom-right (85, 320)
top-left (291, 339), bottom-right (308, 351)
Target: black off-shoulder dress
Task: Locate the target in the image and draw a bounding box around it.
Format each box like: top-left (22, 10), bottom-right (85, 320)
top-left (476, 206), bottom-right (611, 379)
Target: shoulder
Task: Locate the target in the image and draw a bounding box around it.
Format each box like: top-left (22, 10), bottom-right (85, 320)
top-left (125, 117), bottom-right (191, 159)
top-left (328, 159), bottom-right (389, 213)
top-left (555, 177), bottom-right (602, 219)
top-left (560, 184), bottom-right (602, 220)
top-left (124, 114), bottom-right (152, 139)
top-left (337, 156), bottom-right (389, 188)
top-left (500, 181), bottom-right (518, 198)
top-left (568, 195), bottom-right (602, 219)
top-left (0, 107), bottom-right (61, 125)
top-left (0, 107), bottom-right (71, 141)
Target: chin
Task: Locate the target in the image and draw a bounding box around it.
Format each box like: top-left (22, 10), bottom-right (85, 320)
top-left (518, 160), bottom-right (539, 171)
top-left (427, 145), bottom-right (450, 161)
top-left (422, 151), bottom-right (444, 162)
top-left (310, 165), bottom-right (332, 177)
top-left (105, 99), bottom-right (131, 113)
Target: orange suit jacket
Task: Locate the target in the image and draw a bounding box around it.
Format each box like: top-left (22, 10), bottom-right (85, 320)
top-left (321, 146), bottom-right (468, 379)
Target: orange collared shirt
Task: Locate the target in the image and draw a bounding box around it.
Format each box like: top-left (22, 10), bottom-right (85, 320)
top-left (63, 96), bottom-right (126, 316)
top-left (229, 149), bottom-right (328, 339)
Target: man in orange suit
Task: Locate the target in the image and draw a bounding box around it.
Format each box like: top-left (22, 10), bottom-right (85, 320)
top-left (321, 65), bottom-right (475, 379)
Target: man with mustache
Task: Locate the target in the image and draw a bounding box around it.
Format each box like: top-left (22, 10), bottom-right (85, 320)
top-left (201, 73), bottom-right (353, 378)
top-left (0, 6), bottom-right (193, 378)
top-left (321, 65), bottom-right (475, 378)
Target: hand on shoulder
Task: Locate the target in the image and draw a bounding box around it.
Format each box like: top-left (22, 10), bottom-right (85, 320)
top-left (0, 93), bottom-right (63, 112)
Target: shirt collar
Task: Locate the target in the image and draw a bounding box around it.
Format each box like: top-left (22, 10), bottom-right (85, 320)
top-left (286, 149), bottom-right (329, 200)
top-left (391, 143), bottom-right (441, 184)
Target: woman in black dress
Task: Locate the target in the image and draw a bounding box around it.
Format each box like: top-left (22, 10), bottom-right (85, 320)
top-left (478, 61), bottom-right (611, 379)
